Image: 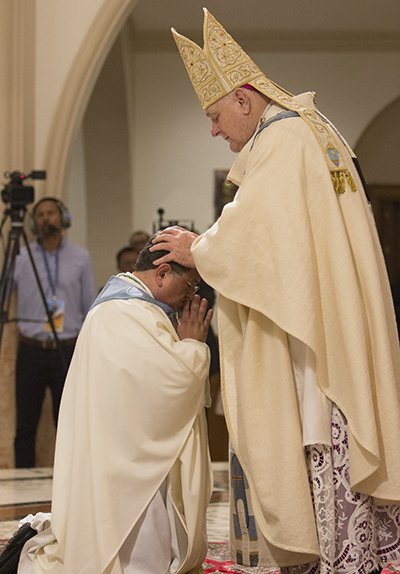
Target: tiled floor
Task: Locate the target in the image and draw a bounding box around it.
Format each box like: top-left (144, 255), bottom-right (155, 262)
top-left (0, 462), bottom-right (229, 543)
top-left (208, 461), bottom-right (230, 543)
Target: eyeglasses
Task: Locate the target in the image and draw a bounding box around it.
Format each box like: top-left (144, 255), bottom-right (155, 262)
top-left (185, 279), bottom-right (200, 294)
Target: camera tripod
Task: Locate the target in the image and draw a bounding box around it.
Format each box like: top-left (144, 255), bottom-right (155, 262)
top-left (0, 204), bottom-right (67, 368)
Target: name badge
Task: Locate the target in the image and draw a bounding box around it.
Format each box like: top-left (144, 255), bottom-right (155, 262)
top-left (45, 300), bottom-right (65, 333)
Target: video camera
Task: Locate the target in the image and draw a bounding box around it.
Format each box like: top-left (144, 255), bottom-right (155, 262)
top-left (1, 170), bottom-right (46, 208)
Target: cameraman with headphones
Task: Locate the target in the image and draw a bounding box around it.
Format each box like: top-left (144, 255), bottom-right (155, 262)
top-left (13, 197), bottom-right (97, 468)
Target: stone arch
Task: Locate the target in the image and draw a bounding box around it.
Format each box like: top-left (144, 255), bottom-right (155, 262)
top-left (27, 0), bottom-right (137, 468)
top-left (42, 0), bottom-right (137, 201)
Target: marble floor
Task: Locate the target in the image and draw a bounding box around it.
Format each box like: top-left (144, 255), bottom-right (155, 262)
top-left (0, 462), bottom-right (229, 543)
top-left (208, 461), bottom-right (230, 543)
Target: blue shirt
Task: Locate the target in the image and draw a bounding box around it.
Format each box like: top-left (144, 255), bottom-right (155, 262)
top-left (14, 239), bottom-right (97, 341)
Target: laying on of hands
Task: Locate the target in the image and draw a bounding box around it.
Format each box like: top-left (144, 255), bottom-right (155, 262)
top-left (150, 227), bottom-right (198, 268)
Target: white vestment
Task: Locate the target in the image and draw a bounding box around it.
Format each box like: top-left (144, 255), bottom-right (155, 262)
top-left (18, 275), bottom-right (212, 574)
top-left (190, 93), bottom-right (400, 566)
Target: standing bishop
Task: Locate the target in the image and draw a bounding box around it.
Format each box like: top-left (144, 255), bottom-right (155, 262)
top-left (151, 8), bottom-right (400, 574)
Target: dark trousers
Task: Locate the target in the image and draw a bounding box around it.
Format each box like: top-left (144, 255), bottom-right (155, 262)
top-left (14, 341), bottom-right (75, 468)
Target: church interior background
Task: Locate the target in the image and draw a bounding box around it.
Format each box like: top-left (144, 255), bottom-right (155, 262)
top-left (0, 0), bottom-right (399, 551)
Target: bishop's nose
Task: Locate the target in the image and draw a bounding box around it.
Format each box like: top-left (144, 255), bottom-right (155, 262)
top-left (211, 124), bottom-right (220, 138)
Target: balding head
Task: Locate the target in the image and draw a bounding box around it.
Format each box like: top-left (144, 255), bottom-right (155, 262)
top-left (132, 233), bottom-right (201, 311)
top-left (206, 87), bottom-right (270, 152)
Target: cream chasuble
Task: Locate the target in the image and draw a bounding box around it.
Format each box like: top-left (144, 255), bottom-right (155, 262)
top-left (190, 94), bottom-right (400, 567)
top-left (21, 276), bottom-right (212, 574)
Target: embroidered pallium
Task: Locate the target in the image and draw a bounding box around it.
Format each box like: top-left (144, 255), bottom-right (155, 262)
top-left (327, 145), bottom-right (340, 167)
top-left (172, 8), bottom-right (358, 195)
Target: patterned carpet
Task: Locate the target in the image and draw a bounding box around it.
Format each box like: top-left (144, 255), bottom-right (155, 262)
top-left (205, 543), bottom-right (279, 573)
top-left (204, 543), bottom-right (400, 574)
top-left (0, 538), bottom-right (399, 573)
top-left (0, 538), bottom-right (276, 573)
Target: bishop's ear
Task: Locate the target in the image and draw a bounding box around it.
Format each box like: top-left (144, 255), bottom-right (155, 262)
top-left (233, 87), bottom-right (251, 115)
top-left (155, 263), bottom-right (172, 286)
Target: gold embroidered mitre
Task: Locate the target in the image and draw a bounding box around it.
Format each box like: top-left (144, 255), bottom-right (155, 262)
top-left (172, 8), bottom-right (358, 194)
top-left (172, 8), bottom-right (265, 110)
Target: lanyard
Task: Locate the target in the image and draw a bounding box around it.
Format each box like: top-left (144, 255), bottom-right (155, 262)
top-left (40, 244), bottom-right (60, 300)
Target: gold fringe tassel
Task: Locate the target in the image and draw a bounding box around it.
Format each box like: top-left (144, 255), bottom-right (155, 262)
top-left (331, 171), bottom-right (346, 194)
top-left (345, 171), bottom-right (357, 192)
top-left (331, 170), bottom-right (357, 194)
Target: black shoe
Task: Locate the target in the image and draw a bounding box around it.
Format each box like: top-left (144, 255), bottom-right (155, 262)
top-left (0, 522), bottom-right (37, 574)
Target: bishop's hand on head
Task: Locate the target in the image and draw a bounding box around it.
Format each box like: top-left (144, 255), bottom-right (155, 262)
top-left (150, 226), bottom-right (198, 268)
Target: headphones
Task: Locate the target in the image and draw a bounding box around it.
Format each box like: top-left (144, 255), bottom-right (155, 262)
top-left (30, 197), bottom-right (72, 235)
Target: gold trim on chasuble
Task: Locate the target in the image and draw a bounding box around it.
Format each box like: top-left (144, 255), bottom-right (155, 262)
top-left (172, 8), bottom-right (358, 195)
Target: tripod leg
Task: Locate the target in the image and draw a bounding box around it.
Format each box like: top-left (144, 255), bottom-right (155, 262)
top-left (0, 231), bottom-right (21, 347)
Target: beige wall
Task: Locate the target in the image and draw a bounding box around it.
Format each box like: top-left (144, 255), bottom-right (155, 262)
top-left (65, 129), bottom-right (89, 248)
top-left (0, 0), bottom-right (115, 180)
top-left (35, 0), bottom-right (112, 167)
top-left (0, 2), bottom-right (13, 173)
top-left (84, 35), bottom-right (133, 286)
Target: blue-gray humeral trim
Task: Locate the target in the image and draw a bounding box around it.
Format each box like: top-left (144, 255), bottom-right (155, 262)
top-left (90, 275), bottom-right (176, 327)
top-left (250, 109), bottom-right (300, 150)
top-left (251, 108), bottom-right (350, 150)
